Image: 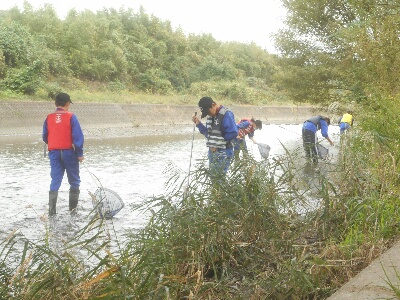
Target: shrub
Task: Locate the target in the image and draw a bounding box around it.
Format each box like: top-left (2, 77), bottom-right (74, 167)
top-left (1, 60), bottom-right (44, 95)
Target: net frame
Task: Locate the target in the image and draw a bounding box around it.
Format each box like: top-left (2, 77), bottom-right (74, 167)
top-left (257, 143), bottom-right (271, 159)
top-left (92, 187), bottom-right (124, 219)
top-left (316, 144), bottom-right (329, 160)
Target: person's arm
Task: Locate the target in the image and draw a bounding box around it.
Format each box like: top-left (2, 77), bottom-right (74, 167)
top-left (192, 114), bottom-right (209, 138)
top-left (249, 137), bottom-right (257, 144)
top-left (222, 111), bottom-right (239, 141)
top-left (196, 122), bottom-right (209, 137)
top-left (236, 121), bottom-right (251, 139)
top-left (42, 119), bottom-right (48, 144)
top-left (320, 120), bottom-right (334, 146)
top-left (325, 136), bottom-right (334, 146)
top-left (248, 131), bottom-right (257, 144)
top-left (237, 121), bottom-right (250, 129)
top-left (71, 115), bottom-right (84, 160)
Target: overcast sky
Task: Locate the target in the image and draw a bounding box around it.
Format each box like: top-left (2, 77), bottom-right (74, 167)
top-left (0, 0), bottom-right (287, 53)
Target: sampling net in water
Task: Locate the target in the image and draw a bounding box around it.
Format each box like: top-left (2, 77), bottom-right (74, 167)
top-left (258, 143), bottom-right (271, 159)
top-left (317, 144), bottom-right (329, 160)
top-left (92, 188), bottom-right (124, 219)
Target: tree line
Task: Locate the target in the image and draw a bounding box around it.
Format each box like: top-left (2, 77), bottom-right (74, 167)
top-left (1, 1), bottom-right (398, 109)
top-left (0, 2), bottom-right (278, 103)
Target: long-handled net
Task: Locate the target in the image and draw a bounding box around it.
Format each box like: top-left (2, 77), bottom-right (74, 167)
top-left (258, 143), bottom-right (271, 159)
top-left (83, 163), bottom-right (124, 219)
top-left (92, 187), bottom-right (124, 219)
top-left (316, 143), bottom-right (329, 160)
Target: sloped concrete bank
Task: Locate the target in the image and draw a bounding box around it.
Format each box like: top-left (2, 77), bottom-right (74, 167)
top-left (0, 101), bottom-right (313, 140)
top-left (327, 238), bottom-right (400, 300)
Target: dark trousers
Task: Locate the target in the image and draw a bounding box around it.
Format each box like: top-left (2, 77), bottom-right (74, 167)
top-left (302, 128), bottom-right (318, 163)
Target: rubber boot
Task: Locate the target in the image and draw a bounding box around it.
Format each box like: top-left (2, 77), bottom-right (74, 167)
top-left (69, 188), bottom-right (80, 212)
top-left (49, 191), bottom-right (58, 216)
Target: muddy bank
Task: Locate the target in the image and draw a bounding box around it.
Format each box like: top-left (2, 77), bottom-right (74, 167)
top-left (0, 102), bottom-right (314, 141)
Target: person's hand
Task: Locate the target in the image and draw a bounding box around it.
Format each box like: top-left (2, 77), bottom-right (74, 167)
top-left (78, 156), bottom-right (84, 162)
top-left (192, 115), bottom-right (200, 125)
top-left (326, 137), bottom-right (334, 146)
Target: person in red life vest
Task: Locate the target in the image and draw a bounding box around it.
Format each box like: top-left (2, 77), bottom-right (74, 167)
top-left (42, 93), bottom-right (84, 216)
top-left (234, 118), bottom-right (262, 163)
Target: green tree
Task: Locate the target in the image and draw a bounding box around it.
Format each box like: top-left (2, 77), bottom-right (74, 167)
top-left (275, 0), bottom-right (400, 104)
top-left (2, 60), bottom-right (44, 94)
top-left (0, 1), bottom-right (282, 100)
top-left (0, 20), bottom-right (33, 67)
top-left (0, 53), bottom-right (6, 79)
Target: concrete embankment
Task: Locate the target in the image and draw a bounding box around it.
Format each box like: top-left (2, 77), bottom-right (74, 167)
top-left (0, 101), bottom-right (313, 140)
top-left (327, 239), bottom-right (400, 300)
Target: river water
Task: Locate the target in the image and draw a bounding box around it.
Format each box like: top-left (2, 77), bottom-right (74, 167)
top-left (0, 124), bottom-right (340, 247)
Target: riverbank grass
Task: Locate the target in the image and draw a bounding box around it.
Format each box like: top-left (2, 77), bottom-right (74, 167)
top-left (0, 87), bottom-right (297, 106)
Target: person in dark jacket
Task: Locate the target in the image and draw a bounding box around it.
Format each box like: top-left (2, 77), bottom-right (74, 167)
top-left (302, 116), bottom-right (334, 163)
top-left (192, 97), bottom-right (238, 175)
top-left (42, 93), bottom-right (84, 216)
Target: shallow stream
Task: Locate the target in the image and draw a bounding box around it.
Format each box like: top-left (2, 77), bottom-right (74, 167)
top-left (0, 124), bottom-right (340, 246)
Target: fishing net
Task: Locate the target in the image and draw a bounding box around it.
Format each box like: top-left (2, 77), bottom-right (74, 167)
top-left (92, 188), bottom-right (124, 219)
top-left (257, 143), bottom-right (271, 159)
top-left (317, 144), bottom-right (329, 160)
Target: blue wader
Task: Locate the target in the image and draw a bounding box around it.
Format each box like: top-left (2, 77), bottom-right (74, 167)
top-left (208, 147), bottom-right (234, 175)
top-left (49, 149), bottom-right (80, 191)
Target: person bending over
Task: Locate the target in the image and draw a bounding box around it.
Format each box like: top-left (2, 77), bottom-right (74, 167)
top-left (234, 118), bottom-right (262, 162)
top-left (302, 115), bottom-right (333, 164)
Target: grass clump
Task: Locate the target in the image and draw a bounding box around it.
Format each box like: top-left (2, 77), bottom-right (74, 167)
top-left (121, 158), bottom-right (331, 299)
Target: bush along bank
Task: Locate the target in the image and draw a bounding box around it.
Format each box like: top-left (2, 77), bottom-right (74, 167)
top-left (1, 108), bottom-right (399, 299)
